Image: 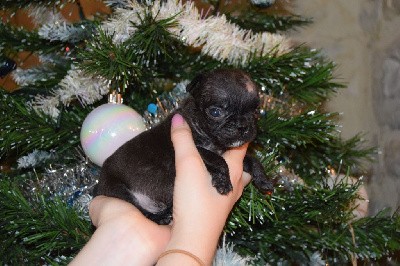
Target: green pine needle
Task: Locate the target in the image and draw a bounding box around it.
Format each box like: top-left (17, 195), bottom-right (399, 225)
top-left (227, 182), bottom-right (400, 264)
top-left (0, 91), bottom-right (87, 159)
top-left (0, 22), bottom-right (64, 57)
top-left (245, 47), bottom-right (343, 105)
top-left (0, 0), bottom-right (75, 10)
top-left (127, 9), bottom-right (180, 67)
top-left (227, 12), bottom-right (311, 33)
top-left (0, 179), bottom-right (92, 264)
top-left (76, 26), bottom-right (142, 91)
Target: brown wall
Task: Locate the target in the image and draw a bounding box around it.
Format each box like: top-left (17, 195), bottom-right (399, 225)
top-left (0, 0), bottom-right (110, 92)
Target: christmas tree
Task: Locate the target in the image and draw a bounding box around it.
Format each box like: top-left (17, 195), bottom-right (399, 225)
top-left (1, 0), bottom-right (399, 264)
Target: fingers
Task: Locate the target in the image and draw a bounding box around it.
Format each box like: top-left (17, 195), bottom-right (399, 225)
top-left (89, 196), bottom-right (141, 227)
top-left (89, 196), bottom-right (107, 226)
top-left (242, 171), bottom-right (252, 187)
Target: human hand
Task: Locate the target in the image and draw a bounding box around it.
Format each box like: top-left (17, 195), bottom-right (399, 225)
top-left (72, 113), bottom-right (250, 266)
top-left (158, 114), bottom-right (251, 265)
top-left (70, 196), bottom-right (171, 266)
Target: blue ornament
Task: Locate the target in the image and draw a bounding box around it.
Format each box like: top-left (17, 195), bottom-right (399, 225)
top-left (147, 103), bottom-right (158, 115)
top-left (0, 58), bottom-right (17, 78)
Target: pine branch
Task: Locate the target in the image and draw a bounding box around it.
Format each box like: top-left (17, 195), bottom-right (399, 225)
top-left (76, 26), bottom-right (142, 91)
top-left (257, 109), bottom-right (338, 148)
top-left (226, 12), bottom-right (311, 33)
top-left (289, 134), bottom-right (376, 181)
top-left (0, 179), bottom-right (91, 264)
top-left (77, 10), bottom-right (181, 93)
top-left (353, 210), bottom-right (400, 261)
top-left (255, 109), bottom-right (374, 181)
top-left (0, 22), bottom-right (65, 57)
top-left (127, 10), bottom-right (180, 68)
top-left (0, 91), bottom-right (88, 160)
top-left (13, 60), bottom-right (72, 93)
top-left (0, 0), bottom-right (76, 10)
top-left (245, 47), bottom-right (343, 105)
top-left (227, 182), bottom-right (400, 264)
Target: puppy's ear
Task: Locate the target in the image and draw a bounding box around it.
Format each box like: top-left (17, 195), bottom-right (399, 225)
top-left (186, 73), bottom-right (205, 96)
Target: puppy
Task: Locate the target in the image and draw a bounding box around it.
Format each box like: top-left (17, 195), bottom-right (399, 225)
top-left (95, 69), bottom-right (273, 225)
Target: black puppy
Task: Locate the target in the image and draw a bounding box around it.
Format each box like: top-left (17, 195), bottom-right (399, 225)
top-left (95, 69), bottom-right (273, 225)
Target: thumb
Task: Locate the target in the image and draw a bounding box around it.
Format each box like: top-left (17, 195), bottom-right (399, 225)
top-left (223, 143), bottom-right (248, 163)
top-left (170, 114), bottom-right (203, 174)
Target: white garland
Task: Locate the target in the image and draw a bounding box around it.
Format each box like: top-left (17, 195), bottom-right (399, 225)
top-left (104, 0), bottom-right (131, 8)
top-left (38, 21), bottom-right (89, 43)
top-left (17, 149), bottom-right (53, 169)
top-left (57, 68), bottom-right (110, 107)
top-left (102, 0), bottom-right (291, 66)
top-left (213, 238), bottom-right (254, 266)
top-left (30, 0), bottom-right (290, 118)
top-left (29, 93), bottom-right (62, 119)
top-left (28, 5), bottom-right (88, 43)
top-left (30, 67), bottom-right (110, 120)
top-left (27, 6), bottom-right (105, 119)
top-left (28, 5), bottom-right (66, 26)
top-left (12, 67), bottom-right (55, 86)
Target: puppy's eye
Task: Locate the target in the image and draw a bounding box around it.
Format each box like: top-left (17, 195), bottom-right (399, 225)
top-left (208, 107), bottom-right (223, 118)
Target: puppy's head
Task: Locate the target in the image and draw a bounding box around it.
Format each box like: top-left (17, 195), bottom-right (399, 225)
top-left (186, 69), bottom-right (259, 148)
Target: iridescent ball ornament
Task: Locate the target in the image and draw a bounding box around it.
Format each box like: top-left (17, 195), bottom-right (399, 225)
top-left (80, 103), bottom-right (146, 166)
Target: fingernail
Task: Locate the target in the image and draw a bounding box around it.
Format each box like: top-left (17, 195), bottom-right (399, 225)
top-left (171, 113), bottom-right (185, 127)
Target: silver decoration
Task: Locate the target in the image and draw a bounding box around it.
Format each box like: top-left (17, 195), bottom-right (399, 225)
top-left (142, 81), bottom-right (189, 129)
top-left (275, 165), bottom-right (304, 192)
top-left (23, 155), bottom-right (99, 216)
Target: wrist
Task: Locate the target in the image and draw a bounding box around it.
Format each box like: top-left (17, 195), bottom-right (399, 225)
top-left (164, 226), bottom-right (221, 265)
top-left (158, 249), bottom-right (206, 266)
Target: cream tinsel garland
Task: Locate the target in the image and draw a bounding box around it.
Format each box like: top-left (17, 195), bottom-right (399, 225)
top-left (28, 0), bottom-right (291, 118)
top-left (27, 5), bottom-right (66, 27)
top-left (102, 0), bottom-right (291, 66)
top-left (23, 7), bottom-right (111, 119)
top-left (29, 68), bottom-right (110, 120)
top-left (29, 5), bottom-right (87, 43)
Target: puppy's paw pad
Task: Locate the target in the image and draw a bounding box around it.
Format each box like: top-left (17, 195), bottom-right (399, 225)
top-left (215, 182), bottom-right (233, 195)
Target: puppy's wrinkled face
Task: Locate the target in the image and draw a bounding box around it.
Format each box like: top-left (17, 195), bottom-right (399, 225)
top-left (187, 69), bottom-right (259, 148)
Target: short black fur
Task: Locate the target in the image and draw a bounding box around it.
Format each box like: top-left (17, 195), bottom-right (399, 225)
top-left (94, 69), bottom-right (273, 225)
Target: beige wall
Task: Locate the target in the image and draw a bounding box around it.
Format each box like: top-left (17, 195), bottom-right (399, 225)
top-left (289, 0), bottom-right (400, 214)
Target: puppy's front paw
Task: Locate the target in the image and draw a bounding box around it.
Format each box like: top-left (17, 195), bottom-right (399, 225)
top-left (212, 170), bottom-right (233, 195)
top-left (244, 155), bottom-right (274, 195)
top-left (253, 176), bottom-right (274, 195)
top-left (197, 147), bottom-right (233, 195)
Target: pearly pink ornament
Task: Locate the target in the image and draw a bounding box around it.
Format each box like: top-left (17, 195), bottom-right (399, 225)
top-left (80, 100), bottom-right (146, 166)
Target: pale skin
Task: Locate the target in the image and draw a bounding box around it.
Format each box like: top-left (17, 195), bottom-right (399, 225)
top-left (70, 114), bottom-right (251, 266)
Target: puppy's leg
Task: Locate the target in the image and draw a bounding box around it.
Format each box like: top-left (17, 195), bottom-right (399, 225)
top-left (244, 155), bottom-right (274, 195)
top-left (197, 147), bottom-right (233, 195)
